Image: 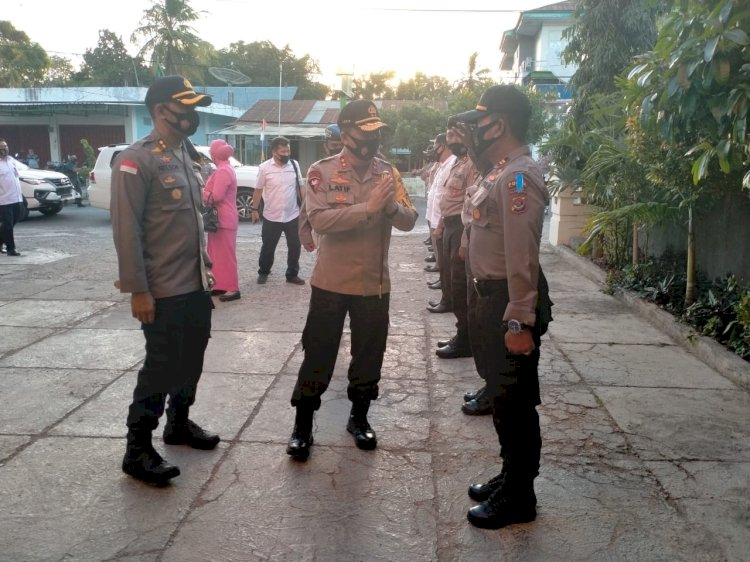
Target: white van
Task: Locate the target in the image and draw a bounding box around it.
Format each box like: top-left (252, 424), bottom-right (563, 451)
top-left (88, 144), bottom-right (259, 220)
top-left (14, 160), bottom-right (79, 220)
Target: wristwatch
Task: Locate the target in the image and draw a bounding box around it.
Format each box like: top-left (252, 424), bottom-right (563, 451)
top-left (506, 319), bottom-right (529, 335)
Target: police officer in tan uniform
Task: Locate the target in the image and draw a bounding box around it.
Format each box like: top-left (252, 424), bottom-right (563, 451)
top-left (433, 126), bottom-right (478, 360)
top-left (451, 85), bottom-right (552, 528)
top-left (112, 76), bottom-right (220, 485)
top-left (287, 100), bottom-right (418, 461)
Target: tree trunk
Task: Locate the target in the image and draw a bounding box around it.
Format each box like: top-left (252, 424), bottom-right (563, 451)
top-left (685, 204), bottom-right (696, 305)
top-left (632, 223), bottom-right (639, 266)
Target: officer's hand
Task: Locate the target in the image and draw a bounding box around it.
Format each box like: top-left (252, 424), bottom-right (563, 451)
top-left (131, 291), bottom-right (155, 325)
top-left (505, 330), bottom-right (535, 356)
top-left (302, 240), bottom-right (316, 252)
top-left (366, 173), bottom-right (394, 215)
top-left (206, 271), bottom-right (216, 290)
top-left (251, 210), bottom-right (260, 224)
top-left (458, 245), bottom-right (466, 260)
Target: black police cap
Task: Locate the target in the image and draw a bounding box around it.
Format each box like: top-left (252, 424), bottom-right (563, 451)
top-left (337, 99), bottom-right (389, 132)
top-left (145, 75), bottom-right (212, 109)
top-left (452, 85), bottom-right (530, 124)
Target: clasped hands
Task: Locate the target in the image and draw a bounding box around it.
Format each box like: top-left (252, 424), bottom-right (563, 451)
top-left (365, 173), bottom-right (395, 216)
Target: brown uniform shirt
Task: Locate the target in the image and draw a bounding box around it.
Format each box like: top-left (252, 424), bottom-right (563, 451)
top-left (465, 145), bottom-right (547, 325)
top-left (111, 132), bottom-right (211, 299)
top-left (305, 153), bottom-right (418, 296)
top-left (439, 154), bottom-right (478, 218)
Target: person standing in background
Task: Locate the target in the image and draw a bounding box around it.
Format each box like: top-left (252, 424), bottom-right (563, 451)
top-left (204, 139), bottom-right (240, 302)
top-left (0, 139), bottom-right (24, 256)
top-left (251, 136), bottom-right (305, 285)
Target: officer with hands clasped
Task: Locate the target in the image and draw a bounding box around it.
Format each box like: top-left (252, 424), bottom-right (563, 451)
top-left (111, 75), bottom-right (221, 486)
top-left (451, 85), bottom-right (552, 528)
top-left (287, 100), bottom-right (418, 461)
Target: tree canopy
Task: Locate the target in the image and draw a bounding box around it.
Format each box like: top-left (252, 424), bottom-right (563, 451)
top-left (0, 20), bottom-right (49, 87)
top-left (131, 0), bottom-right (208, 79)
top-left (75, 30), bottom-right (148, 87)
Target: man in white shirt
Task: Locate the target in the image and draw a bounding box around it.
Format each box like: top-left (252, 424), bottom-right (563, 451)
top-left (425, 133), bottom-right (456, 312)
top-left (251, 136), bottom-right (305, 285)
top-left (0, 139), bottom-right (24, 256)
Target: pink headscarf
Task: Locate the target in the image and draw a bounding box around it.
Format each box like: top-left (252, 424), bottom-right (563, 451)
top-left (210, 139), bottom-right (234, 165)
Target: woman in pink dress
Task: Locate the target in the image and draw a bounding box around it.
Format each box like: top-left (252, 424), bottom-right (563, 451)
top-left (204, 139), bottom-right (240, 301)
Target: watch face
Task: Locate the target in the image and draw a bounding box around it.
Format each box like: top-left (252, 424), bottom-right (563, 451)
top-left (508, 319), bottom-right (522, 334)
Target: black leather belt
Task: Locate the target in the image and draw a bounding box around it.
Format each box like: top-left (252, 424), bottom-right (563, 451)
top-left (472, 278), bottom-right (507, 297)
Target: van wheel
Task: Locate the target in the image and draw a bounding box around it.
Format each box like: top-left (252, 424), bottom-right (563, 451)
top-left (39, 204), bottom-right (63, 216)
top-left (236, 188), bottom-right (259, 222)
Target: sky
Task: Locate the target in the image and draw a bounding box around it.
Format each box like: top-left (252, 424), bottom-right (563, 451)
top-left (5, 0), bottom-right (556, 88)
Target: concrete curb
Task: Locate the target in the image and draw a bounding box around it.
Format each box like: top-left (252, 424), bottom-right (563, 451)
top-left (551, 244), bottom-right (750, 390)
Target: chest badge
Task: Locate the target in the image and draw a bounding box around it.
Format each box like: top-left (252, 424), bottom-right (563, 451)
top-left (334, 193), bottom-right (348, 203)
top-left (472, 208), bottom-right (481, 220)
top-left (171, 188), bottom-right (183, 200)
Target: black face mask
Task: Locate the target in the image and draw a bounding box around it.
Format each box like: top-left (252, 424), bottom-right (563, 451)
top-left (0, 149), bottom-right (7, 157)
top-left (347, 136), bottom-right (380, 160)
top-left (448, 143), bottom-right (467, 157)
top-left (163, 106), bottom-right (200, 136)
top-left (278, 154), bottom-right (290, 164)
top-left (472, 120), bottom-right (501, 156)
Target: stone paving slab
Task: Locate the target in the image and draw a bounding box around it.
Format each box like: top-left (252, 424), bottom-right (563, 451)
top-left (0, 437), bottom-right (220, 562)
top-left (51, 371), bottom-right (274, 441)
top-left (548, 312), bottom-right (674, 345)
top-left (0, 367), bottom-right (120, 434)
top-left (161, 443), bottom-right (437, 562)
top-left (0, 299), bottom-right (116, 328)
top-left (202, 330), bottom-right (301, 375)
top-left (0, 326), bottom-right (55, 356)
top-left (594, 386), bottom-right (750, 461)
top-left (0, 328), bottom-right (144, 370)
top-left (557, 341), bottom-right (738, 388)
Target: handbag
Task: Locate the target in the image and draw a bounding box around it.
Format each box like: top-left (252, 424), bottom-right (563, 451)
top-left (202, 194), bottom-right (219, 233)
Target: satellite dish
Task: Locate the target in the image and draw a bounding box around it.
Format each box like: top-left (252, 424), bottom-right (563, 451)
top-left (208, 67), bottom-right (252, 86)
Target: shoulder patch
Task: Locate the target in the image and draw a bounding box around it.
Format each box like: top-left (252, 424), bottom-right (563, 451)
top-left (120, 160), bottom-right (138, 175)
top-left (308, 169), bottom-right (323, 192)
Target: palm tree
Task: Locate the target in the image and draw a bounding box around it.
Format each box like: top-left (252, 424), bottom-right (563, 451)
top-left (454, 52), bottom-right (491, 93)
top-left (131, 0), bottom-right (206, 79)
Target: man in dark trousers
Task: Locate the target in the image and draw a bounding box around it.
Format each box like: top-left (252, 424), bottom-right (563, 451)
top-left (250, 136), bottom-right (305, 285)
top-left (111, 75), bottom-right (220, 485)
top-left (286, 100), bottom-right (418, 461)
top-left (452, 85), bottom-right (552, 528)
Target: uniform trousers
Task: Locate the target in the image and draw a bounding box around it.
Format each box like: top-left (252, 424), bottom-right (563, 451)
top-left (258, 216), bottom-right (301, 278)
top-left (127, 291), bottom-right (213, 431)
top-left (467, 278), bottom-right (544, 486)
top-left (0, 202), bottom-right (22, 252)
top-left (442, 214), bottom-right (469, 346)
top-left (292, 286), bottom-right (390, 410)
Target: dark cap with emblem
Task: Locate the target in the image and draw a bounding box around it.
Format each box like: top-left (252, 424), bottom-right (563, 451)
top-left (452, 84), bottom-right (530, 124)
top-left (145, 75), bottom-right (212, 109)
top-left (337, 100), bottom-right (389, 132)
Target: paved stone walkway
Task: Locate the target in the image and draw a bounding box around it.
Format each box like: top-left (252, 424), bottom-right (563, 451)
top-left (0, 213), bottom-right (747, 561)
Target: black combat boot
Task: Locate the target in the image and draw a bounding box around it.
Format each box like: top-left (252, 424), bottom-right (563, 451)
top-left (346, 399), bottom-right (377, 450)
top-left (287, 405), bottom-right (314, 461)
top-left (122, 430), bottom-right (180, 485)
top-left (467, 480), bottom-right (537, 529)
top-left (163, 407), bottom-right (220, 450)
top-left (468, 463), bottom-right (508, 502)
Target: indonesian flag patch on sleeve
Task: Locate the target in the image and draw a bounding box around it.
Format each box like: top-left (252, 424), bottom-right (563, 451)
top-left (120, 160), bottom-right (138, 175)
